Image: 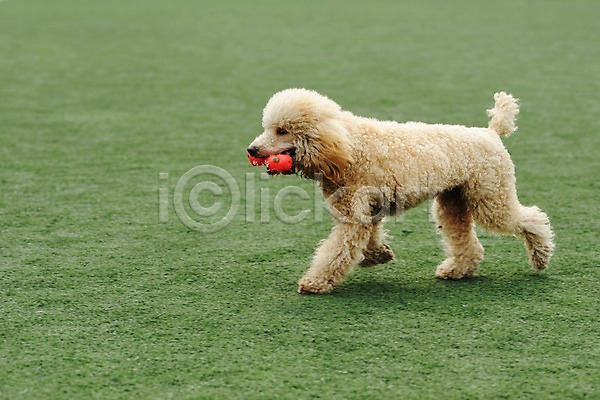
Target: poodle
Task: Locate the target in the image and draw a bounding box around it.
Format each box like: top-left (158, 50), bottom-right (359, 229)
top-left (247, 89), bottom-right (554, 294)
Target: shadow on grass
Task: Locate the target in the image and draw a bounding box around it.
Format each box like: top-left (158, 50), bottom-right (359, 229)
top-left (291, 271), bottom-right (556, 314)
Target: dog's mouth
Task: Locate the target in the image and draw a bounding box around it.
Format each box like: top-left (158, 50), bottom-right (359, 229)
top-left (252, 147), bottom-right (296, 160)
top-left (258, 147), bottom-right (296, 159)
top-left (280, 147), bottom-right (296, 157)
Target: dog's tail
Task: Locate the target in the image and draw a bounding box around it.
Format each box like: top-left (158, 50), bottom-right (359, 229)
top-left (486, 92), bottom-right (519, 137)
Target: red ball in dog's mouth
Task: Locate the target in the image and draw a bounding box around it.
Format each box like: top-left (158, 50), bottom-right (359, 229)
top-left (247, 153), bottom-right (294, 174)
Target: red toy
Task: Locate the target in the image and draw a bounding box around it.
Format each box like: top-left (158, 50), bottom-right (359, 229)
top-left (248, 153), bottom-right (293, 173)
top-left (265, 154), bottom-right (293, 173)
top-left (247, 154), bottom-right (266, 166)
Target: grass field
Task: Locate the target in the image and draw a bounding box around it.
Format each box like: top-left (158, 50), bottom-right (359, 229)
top-left (2, 0), bottom-right (600, 398)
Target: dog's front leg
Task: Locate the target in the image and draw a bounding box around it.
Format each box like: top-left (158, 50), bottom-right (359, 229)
top-left (359, 221), bottom-right (395, 267)
top-left (297, 222), bottom-right (371, 294)
top-left (298, 190), bottom-right (374, 294)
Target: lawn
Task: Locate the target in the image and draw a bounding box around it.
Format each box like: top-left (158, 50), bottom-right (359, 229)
top-left (1, 0), bottom-right (599, 398)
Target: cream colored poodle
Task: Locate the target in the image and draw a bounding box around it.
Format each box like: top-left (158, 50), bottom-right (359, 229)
top-left (247, 89), bottom-right (554, 294)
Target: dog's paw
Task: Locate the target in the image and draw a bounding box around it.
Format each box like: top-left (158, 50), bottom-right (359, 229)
top-left (360, 243), bottom-right (395, 267)
top-left (435, 258), bottom-right (476, 280)
top-left (297, 276), bottom-right (335, 294)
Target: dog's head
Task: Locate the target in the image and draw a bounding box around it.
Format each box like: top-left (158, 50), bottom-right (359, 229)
top-left (247, 88), bottom-right (353, 183)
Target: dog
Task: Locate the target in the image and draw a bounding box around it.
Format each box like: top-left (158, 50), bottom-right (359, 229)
top-left (247, 89), bottom-right (554, 294)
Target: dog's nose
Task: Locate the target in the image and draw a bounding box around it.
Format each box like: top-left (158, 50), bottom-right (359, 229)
top-left (247, 146), bottom-right (260, 157)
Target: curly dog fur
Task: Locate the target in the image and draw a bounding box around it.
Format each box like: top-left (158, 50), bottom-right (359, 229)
top-left (248, 89), bottom-right (554, 294)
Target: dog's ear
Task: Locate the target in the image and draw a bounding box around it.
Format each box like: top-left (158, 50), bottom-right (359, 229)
top-left (302, 125), bottom-right (353, 183)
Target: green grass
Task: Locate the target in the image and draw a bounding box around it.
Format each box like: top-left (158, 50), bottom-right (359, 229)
top-left (1, 0), bottom-right (600, 398)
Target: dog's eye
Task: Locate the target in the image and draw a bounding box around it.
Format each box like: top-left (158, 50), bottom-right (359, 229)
top-left (276, 127), bottom-right (288, 135)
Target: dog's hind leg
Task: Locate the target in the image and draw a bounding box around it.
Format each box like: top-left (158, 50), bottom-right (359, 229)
top-left (516, 206), bottom-right (554, 270)
top-left (433, 187), bottom-right (484, 279)
top-left (470, 194), bottom-right (554, 271)
top-left (360, 221), bottom-right (395, 267)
